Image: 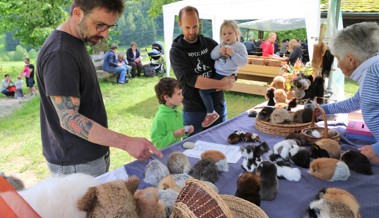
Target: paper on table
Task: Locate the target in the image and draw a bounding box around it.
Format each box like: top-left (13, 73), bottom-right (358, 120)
top-left (183, 140), bottom-right (242, 163)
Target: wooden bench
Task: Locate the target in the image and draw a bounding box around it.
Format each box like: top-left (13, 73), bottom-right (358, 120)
top-left (91, 53), bottom-right (118, 80)
top-left (229, 56), bottom-right (286, 96)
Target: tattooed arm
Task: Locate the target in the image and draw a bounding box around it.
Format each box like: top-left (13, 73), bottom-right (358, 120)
top-left (50, 96), bottom-right (162, 160)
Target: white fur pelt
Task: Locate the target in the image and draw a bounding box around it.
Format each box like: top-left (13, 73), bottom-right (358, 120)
top-left (273, 139), bottom-right (300, 159)
top-left (19, 173), bottom-right (99, 218)
top-left (275, 163), bottom-right (302, 182)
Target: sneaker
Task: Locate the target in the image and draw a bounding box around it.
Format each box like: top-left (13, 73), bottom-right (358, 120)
top-left (201, 112), bottom-right (220, 128)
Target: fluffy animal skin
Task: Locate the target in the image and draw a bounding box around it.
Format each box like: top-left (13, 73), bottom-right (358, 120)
top-left (293, 108), bottom-right (313, 123)
top-left (304, 129), bottom-right (322, 139)
top-left (270, 76), bottom-right (286, 90)
top-left (310, 144), bottom-right (330, 159)
top-left (0, 172), bottom-right (25, 191)
top-left (159, 189), bottom-right (179, 216)
top-left (274, 89), bottom-right (288, 104)
top-left (201, 150), bottom-right (229, 172)
top-left (305, 187), bottom-right (361, 218)
top-left (266, 87), bottom-right (276, 106)
top-left (270, 108), bottom-right (292, 124)
top-left (285, 132), bottom-right (308, 146)
top-left (227, 130), bottom-right (259, 144)
top-left (295, 89), bottom-right (306, 99)
top-left (340, 150), bottom-right (373, 175)
top-left (78, 177), bottom-right (141, 218)
top-left (273, 139), bottom-right (300, 160)
top-left (290, 148), bottom-right (311, 168)
top-left (227, 131), bottom-right (241, 144)
top-left (257, 107), bottom-right (275, 122)
top-left (315, 139), bottom-right (341, 159)
top-left (235, 172), bottom-right (261, 206)
top-left (167, 152), bottom-right (192, 174)
top-left (134, 187), bottom-right (167, 218)
top-left (275, 161), bottom-right (302, 182)
top-left (157, 174), bottom-right (192, 193)
top-left (19, 173), bottom-right (100, 218)
top-left (190, 159), bottom-right (219, 183)
top-left (303, 99), bottom-right (317, 111)
top-left (144, 159), bottom-right (170, 186)
top-left (256, 161), bottom-right (278, 201)
top-left (243, 132), bottom-right (261, 143)
top-left (309, 158), bottom-right (350, 181)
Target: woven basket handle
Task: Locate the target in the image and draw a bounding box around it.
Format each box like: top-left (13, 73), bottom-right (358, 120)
top-left (311, 107), bottom-right (329, 138)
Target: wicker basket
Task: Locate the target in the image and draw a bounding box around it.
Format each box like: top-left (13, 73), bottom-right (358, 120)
top-left (255, 112), bottom-right (311, 136)
top-left (300, 107), bottom-right (340, 144)
top-left (171, 179), bottom-right (268, 218)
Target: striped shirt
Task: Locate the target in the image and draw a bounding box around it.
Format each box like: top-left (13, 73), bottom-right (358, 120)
top-left (322, 61), bottom-right (379, 154)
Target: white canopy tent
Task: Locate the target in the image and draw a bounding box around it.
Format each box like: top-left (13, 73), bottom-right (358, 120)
top-left (163, 0), bottom-right (321, 76)
top-left (238, 18), bottom-right (306, 32)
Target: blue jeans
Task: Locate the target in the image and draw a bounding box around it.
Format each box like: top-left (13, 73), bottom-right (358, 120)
top-left (116, 66), bottom-right (127, 83)
top-left (46, 152), bottom-right (110, 177)
top-left (183, 100), bottom-right (227, 135)
top-left (199, 73), bottom-right (225, 113)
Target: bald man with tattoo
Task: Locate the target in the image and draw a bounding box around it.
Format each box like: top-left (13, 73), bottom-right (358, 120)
top-left (36, 0), bottom-right (162, 177)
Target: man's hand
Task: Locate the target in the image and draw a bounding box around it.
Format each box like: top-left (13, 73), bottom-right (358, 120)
top-left (220, 76), bottom-right (235, 90)
top-left (123, 136), bottom-right (163, 161)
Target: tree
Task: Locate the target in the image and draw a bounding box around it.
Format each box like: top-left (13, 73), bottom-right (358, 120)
top-left (146, 0), bottom-right (177, 18)
top-left (0, 0), bottom-right (70, 48)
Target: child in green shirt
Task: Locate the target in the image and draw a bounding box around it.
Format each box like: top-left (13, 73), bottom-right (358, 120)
top-left (150, 77), bottom-right (194, 149)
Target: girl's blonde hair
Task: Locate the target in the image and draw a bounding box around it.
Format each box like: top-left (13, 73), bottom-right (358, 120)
top-left (219, 20), bottom-right (241, 42)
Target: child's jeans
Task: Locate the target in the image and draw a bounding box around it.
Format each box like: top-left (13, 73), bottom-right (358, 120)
top-left (199, 73), bottom-right (226, 113)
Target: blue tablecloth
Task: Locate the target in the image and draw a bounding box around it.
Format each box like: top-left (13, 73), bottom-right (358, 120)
top-left (123, 111), bottom-right (379, 218)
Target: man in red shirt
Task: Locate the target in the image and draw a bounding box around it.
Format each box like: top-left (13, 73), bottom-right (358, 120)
top-left (262, 32), bottom-right (277, 57)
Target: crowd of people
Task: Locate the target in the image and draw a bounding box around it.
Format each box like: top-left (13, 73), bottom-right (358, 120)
top-left (3, 0), bottom-right (379, 183)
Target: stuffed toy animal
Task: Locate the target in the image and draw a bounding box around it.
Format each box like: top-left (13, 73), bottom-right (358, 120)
top-left (201, 150), bottom-right (229, 172)
top-left (167, 152), bottom-right (192, 174)
top-left (269, 108), bottom-right (292, 124)
top-left (304, 187), bottom-right (361, 218)
top-left (266, 87), bottom-right (276, 106)
top-left (78, 177), bottom-right (141, 218)
top-left (270, 76), bottom-right (286, 90)
top-left (134, 187), bottom-right (167, 218)
top-left (144, 159), bottom-right (170, 186)
top-left (257, 107), bottom-right (275, 122)
top-left (235, 172), bottom-right (261, 206)
top-left (256, 161), bottom-right (278, 201)
top-left (190, 158), bottom-right (219, 183)
top-left (340, 150), bottom-right (373, 175)
top-left (157, 173), bottom-right (192, 193)
top-left (19, 173), bottom-right (100, 218)
top-left (240, 142), bottom-right (270, 172)
top-left (0, 172), bottom-right (25, 191)
top-left (314, 138), bottom-right (341, 159)
top-left (309, 158), bottom-right (350, 181)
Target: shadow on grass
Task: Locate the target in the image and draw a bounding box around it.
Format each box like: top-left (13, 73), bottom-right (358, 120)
top-left (124, 95), bottom-right (159, 119)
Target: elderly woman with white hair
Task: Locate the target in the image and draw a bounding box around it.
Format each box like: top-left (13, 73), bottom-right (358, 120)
top-left (321, 22), bottom-right (379, 164)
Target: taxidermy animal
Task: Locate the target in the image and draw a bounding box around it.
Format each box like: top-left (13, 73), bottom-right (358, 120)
top-left (167, 152), bottom-right (192, 174)
top-left (314, 139), bottom-right (341, 159)
top-left (305, 187), bottom-right (361, 218)
top-left (144, 159), bottom-right (170, 186)
top-left (309, 158), bottom-right (350, 181)
top-left (256, 161), bottom-right (278, 201)
top-left (201, 150), bottom-right (229, 172)
top-left (241, 142), bottom-right (270, 172)
top-left (270, 108), bottom-right (292, 124)
top-left (190, 158), bottom-right (219, 183)
top-left (340, 150), bottom-right (372, 175)
top-left (235, 172), bottom-right (261, 206)
top-left (257, 107), bottom-right (275, 122)
top-left (266, 87), bottom-right (276, 106)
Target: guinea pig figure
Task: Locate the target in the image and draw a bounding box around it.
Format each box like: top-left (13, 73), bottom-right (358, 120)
top-left (270, 108), bottom-right (292, 124)
top-left (190, 158), bottom-right (219, 183)
top-left (201, 150), bottom-right (229, 172)
top-left (314, 139), bottom-right (341, 159)
top-left (257, 107), bottom-right (275, 122)
top-left (235, 172), bottom-right (261, 206)
top-left (167, 152), bottom-right (192, 174)
top-left (309, 158), bottom-right (350, 181)
top-left (340, 150), bottom-right (373, 175)
top-left (256, 161), bottom-right (278, 201)
top-left (304, 187), bottom-right (361, 218)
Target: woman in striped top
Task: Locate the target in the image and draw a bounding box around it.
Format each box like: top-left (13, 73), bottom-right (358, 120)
top-left (321, 22), bottom-right (379, 164)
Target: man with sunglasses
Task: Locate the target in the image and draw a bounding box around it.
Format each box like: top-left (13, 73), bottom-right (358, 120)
top-left (37, 0), bottom-right (162, 177)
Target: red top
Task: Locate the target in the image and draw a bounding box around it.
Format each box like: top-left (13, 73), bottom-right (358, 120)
top-left (261, 40), bottom-right (274, 57)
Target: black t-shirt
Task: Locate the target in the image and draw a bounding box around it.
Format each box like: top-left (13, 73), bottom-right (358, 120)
top-left (37, 30), bottom-right (108, 165)
top-left (170, 35), bottom-right (225, 112)
top-left (27, 64), bottom-right (35, 78)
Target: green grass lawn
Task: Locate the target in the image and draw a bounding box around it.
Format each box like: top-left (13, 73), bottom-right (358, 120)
top-left (0, 75), bottom-right (264, 184)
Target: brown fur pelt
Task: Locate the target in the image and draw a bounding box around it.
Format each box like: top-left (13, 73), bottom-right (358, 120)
top-left (312, 41), bottom-right (327, 77)
top-left (274, 89), bottom-right (287, 104)
top-left (134, 187), bottom-right (167, 218)
top-left (309, 158), bottom-right (338, 180)
top-left (305, 188), bottom-right (361, 218)
top-left (235, 172), bottom-right (261, 206)
top-left (270, 76), bottom-right (286, 90)
top-left (314, 139), bottom-right (341, 159)
top-left (270, 108), bottom-right (292, 124)
top-left (201, 150), bottom-right (226, 163)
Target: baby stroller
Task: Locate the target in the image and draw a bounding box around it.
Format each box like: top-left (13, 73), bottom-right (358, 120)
top-left (144, 41), bottom-right (165, 77)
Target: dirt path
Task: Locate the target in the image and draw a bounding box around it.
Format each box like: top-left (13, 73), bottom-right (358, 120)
top-left (0, 97), bottom-right (32, 118)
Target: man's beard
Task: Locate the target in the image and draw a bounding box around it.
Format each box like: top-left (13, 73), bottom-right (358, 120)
top-left (78, 20), bottom-right (103, 46)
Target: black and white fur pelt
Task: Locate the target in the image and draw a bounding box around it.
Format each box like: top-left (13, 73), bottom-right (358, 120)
top-left (310, 144), bottom-right (330, 159)
top-left (340, 150), bottom-right (373, 175)
top-left (272, 139), bottom-right (301, 160)
top-left (240, 142), bottom-right (270, 172)
top-left (257, 107), bottom-right (275, 122)
top-left (256, 160), bottom-right (278, 201)
top-left (266, 87), bottom-right (276, 106)
top-left (285, 132), bottom-right (308, 147)
top-left (270, 154), bottom-right (302, 182)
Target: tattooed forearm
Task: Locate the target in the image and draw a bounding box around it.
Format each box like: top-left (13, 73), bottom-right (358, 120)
top-left (50, 96), bottom-right (94, 140)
